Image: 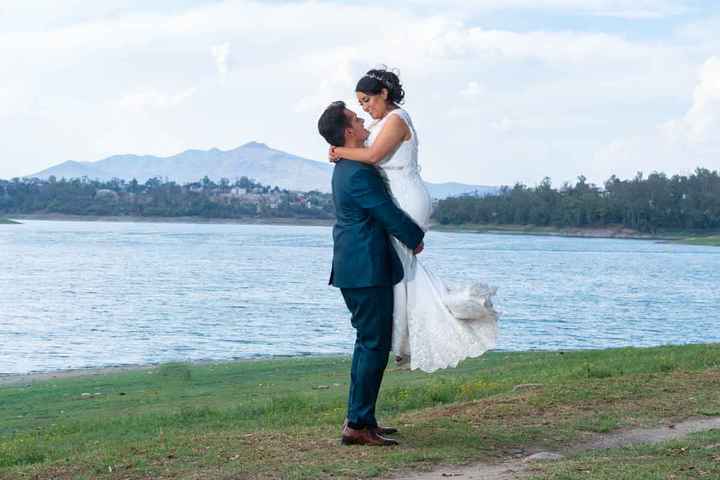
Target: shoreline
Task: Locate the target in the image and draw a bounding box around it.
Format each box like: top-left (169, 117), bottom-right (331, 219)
top-left (0, 364), bottom-right (158, 387)
top-left (7, 213), bottom-right (334, 227)
top-left (0, 353), bottom-right (348, 388)
top-left (2, 342), bottom-right (713, 388)
top-left (432, 223), bottom-right (720, 243)
top-left (431, 223), bottom-right (667, 239)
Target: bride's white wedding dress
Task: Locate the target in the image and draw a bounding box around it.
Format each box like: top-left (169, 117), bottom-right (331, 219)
top-left (367, 108), bottom-right (498, 373)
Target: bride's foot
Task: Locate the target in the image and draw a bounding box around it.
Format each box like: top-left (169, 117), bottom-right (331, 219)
top-left (395, 355), bottom-right (410, 368)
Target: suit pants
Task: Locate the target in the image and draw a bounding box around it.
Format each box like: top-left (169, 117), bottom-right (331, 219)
top-left (340, 286), bottom-right (394, 428)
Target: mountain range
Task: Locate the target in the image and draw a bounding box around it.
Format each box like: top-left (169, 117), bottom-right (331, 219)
top-left (28, 142), bottom-right (497, 199)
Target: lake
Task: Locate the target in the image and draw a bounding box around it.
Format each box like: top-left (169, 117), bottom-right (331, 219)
top-left (1, 220), bottom-right (718, 375)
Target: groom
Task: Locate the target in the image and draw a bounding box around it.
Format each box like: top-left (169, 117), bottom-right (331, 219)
top-left (318, 101), bottom-right (425, 446)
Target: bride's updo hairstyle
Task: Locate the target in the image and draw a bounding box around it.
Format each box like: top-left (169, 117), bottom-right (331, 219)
top-left (356, 68), bottom-right (405, 105)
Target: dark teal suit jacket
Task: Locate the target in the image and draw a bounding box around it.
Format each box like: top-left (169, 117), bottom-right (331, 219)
top-left (329, 160), bottom-right (425, 289)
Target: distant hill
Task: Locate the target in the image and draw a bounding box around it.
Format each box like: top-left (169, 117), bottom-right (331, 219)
top-left (28, 142), bottom-right (496, 199)
top-left (30, 142), bottom-right (330, 193)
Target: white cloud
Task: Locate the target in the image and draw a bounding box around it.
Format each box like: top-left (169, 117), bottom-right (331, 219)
top-left (0, 87), bottom-right (17, 116)
top-left (460, 81), bottom-right (484, 98)
top-left (666, 57), bottom-right (720, 145)
top-left (403, 0), bottom-right (691, 19)
top-left (292, 49), bottom-right (367, 114)
top-left (211, 43), bottom-right (231, 79)
top-left (113, 88), bottom-right (197, 113)
top-left (490, 116), bottom-right (514, 133)
top-left (427, 26), bottom-right (662, 65)
top-left (593, 56), bottom-right (720, 180)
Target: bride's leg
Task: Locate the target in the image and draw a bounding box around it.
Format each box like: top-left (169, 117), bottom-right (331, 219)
top-left (391, 279), bottom-right (410, 358)
top-left (390, 238), bottom-right (411, 360)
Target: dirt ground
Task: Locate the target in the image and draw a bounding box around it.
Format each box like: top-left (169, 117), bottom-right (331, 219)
top-left (389, 417), bottom-right (720, 480)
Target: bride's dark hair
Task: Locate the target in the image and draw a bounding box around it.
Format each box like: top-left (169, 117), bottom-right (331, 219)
top-left (355, 67), bottom-right (405, 105)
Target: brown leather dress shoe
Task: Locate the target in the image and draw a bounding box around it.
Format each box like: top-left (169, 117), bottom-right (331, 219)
top-left (341, 425), bottom-right (399, 446)
top-left (343, 419), bottom-right (398, 436)
top-left (372, 425), bottom-right (398, 435)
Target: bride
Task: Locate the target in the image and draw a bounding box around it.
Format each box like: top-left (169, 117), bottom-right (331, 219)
top-left (329, 68), bottom-right (498, 373)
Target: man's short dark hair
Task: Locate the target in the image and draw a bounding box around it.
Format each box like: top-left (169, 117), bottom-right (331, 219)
top-left (318, 101), bottom-right (349, 147)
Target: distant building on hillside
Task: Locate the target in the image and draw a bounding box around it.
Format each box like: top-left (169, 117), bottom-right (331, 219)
top-left (95, 189), bottom-right (119, 202)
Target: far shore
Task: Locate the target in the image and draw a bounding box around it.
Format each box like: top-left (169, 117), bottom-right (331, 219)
top-left (431, 222), bottom-right (666, 239)
top-left (7, 213), bottom-right (334, 227)
top-left (432, 222), bottom-right (720, 244)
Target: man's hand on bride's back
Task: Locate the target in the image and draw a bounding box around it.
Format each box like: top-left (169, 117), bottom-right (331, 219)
top-left (414, 242), bottom-right (424, 255)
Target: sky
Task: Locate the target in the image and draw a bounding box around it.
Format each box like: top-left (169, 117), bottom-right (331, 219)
top-left (0, 0), bottom-right (718, 187)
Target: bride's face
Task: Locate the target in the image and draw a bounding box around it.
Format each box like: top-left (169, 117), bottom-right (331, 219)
top-left (356, 90), bottom-right (390, 120)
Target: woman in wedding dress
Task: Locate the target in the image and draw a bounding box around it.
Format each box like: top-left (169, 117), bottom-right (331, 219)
top-left (329, 68), bottom-right (498, 373)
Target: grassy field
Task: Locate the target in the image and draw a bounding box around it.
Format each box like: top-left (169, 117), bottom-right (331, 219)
top-left (1, 344), bottom-right (719, 479)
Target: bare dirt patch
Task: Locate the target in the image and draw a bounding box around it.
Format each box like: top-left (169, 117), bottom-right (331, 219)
top-left (389, 417), bottom-right (720, 480)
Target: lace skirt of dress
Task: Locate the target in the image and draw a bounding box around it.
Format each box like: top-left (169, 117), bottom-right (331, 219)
top-left (390, 237), bottom-right (498, 373)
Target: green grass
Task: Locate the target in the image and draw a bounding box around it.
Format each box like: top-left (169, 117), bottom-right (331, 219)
top-left (1, 344), bottom-right (719, 479)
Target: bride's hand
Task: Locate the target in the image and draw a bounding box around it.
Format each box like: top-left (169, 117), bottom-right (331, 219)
top-left (328, 146), bottom-right (341, 163)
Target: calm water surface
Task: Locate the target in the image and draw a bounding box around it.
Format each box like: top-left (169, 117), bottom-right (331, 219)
top-left (1, 220), bottom-right (718, 374)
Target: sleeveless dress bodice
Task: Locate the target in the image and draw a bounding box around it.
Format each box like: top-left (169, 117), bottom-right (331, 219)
top-left (368, 108), bottom-right (419, 172)
top-left (367, 109), bottom-right (432, 231)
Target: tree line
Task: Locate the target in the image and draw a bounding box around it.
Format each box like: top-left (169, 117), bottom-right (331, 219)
top-left (0, 176), bottom-right (335, 220)
top-left (432, 168), bottom-right (720, 233)
top-left (4, 168), bottom-right (720, 232)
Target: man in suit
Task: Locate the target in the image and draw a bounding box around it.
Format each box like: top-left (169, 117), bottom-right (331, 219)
top-left (318, 101), bottom-right (425, 446)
